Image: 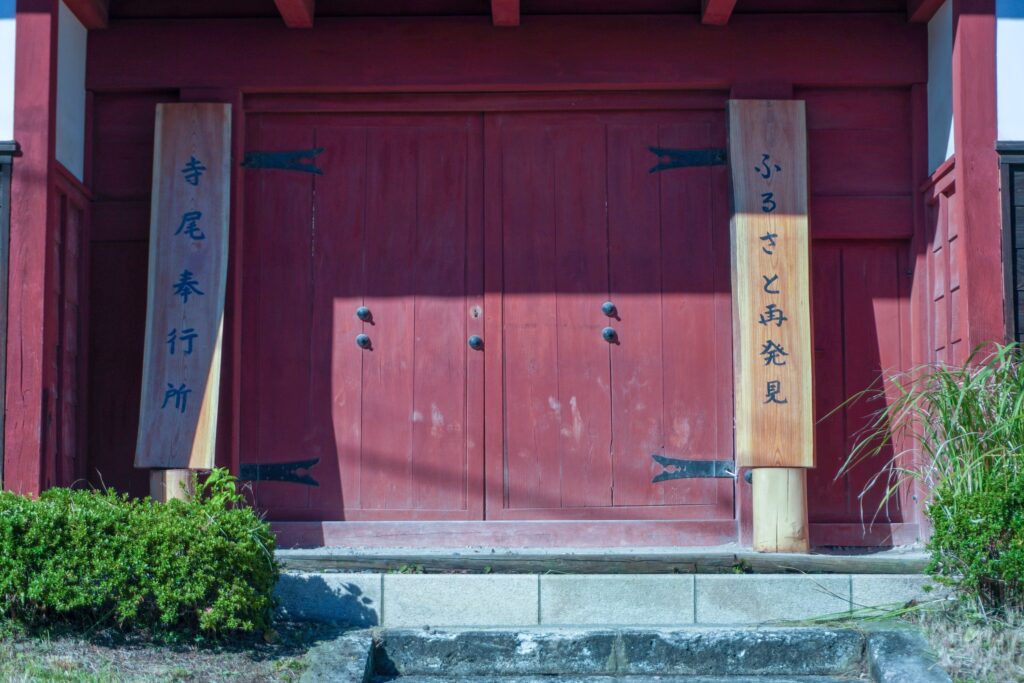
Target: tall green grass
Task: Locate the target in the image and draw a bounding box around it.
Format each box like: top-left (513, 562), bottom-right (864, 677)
top-left (840, 343), bottom-right (1024, 609)
top-left (841, 343), bottom-right (1024, 509)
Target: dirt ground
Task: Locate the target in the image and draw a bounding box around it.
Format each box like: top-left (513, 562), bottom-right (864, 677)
top-left (911, 606), bottom-right (1024, 683)
top-left (0, 622), bottom-right (347, 683)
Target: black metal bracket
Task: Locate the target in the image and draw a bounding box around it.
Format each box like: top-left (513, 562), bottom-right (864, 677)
top-left (239, 457), bottom-right (321, 487)
top-left (242, 147), bottom-right (325, 175)
top-left (648, 147), bottom-right (727, 174)
top-left (651, 455), bottom-right (735, 483)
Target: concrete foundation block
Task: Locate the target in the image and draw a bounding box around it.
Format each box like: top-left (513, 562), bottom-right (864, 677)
top-left (695, 575), bottom-right (851, 624)
top-left (540, 574), bottom-right (695, 625)
top-left (852, 574), bottom-right (939, 610)
top-left (383, 574), bottom-right (539, 627)
top-left (300, 630), bottom-right (374, 683)
top-left (275, 572), bottom-right (382, 626)
top-left (867, 627), bottom-right (952, 683)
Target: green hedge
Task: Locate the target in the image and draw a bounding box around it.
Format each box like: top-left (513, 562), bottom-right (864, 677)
top-left (928, 473), bottom-right (1024, 609)
top-left (0, 470), bottom-right (278, 634)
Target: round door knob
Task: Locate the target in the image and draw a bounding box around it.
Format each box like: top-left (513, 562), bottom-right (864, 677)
top-left (355, 334), bottom-right (372, 349)
top-left (601, 301), bottom-right (617, 317)
top-left (468, 335), bottom-right (484, 351)
top-left (602, 327), bottom-right (618, 343)
top-left (356, 306), bottom-right (372, 322)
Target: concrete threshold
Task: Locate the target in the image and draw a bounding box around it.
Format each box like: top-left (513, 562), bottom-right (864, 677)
top-left (276, 570), bottom-right (943, 628)
top-left (276, 545), bottom-right (929, 575)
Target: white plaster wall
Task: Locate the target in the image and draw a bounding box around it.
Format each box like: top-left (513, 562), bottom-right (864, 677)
top-left (997, 0), bottom-right (1024, 142)
top-left (0, 0), bottom-right (15, 142)
top-left (928, 0), bottom-right (955, 173)
top-left (56, 0), bottom-right (87, 180)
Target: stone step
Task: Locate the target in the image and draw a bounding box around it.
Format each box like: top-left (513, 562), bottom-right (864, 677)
top-left (371, 676), bottom-right (863, 682)
top-left (373, 628), bottom-right (864, 678)
top-left (277, 547), bottom-right (929, 576)
top-left (276, 571), bottom-right (941, 627)
top-left (300, 626), bottom-right (951, 683)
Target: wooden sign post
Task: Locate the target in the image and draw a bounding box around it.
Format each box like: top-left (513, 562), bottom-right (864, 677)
top-left (135, 103), bottom-right (231, 501)
top-left (728, 100), bottom-right (814, 552)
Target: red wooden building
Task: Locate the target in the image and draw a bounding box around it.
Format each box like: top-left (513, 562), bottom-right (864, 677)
top-left (0, 0), bottom-right (1012, 549)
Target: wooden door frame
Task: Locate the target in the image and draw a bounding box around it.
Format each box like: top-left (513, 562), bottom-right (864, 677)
top-left (240, 91), bottom-right (746, 547)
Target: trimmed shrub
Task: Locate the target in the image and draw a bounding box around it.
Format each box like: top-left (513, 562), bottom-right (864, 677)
top-left (0, 470), bottom-right (278, 634)
top-left (928, 474), bottom-right (1024, 608)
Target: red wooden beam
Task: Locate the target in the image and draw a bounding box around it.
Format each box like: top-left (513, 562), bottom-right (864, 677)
top-left (7, 0), bottom-right (59, 495)
top-left (950, 0), bottom-right (1002, 347)
top-left (702, 0), bottom-right (738, 25)
top-left (492, 0), bottom-right (520, 27)
top-left (87, 16), bottom-right (926, 92)
top-left (908, 0), bottom-right (946, 22)
top-left (274, 0), bottom-right (315, 28)
top-left (63, 0), bottom-right (107, 30)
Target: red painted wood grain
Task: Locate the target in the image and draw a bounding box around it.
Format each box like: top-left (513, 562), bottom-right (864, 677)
top-left (86, 15), bottom-right (925, 92)
top-left (7, 1), bottom-right (59, 494)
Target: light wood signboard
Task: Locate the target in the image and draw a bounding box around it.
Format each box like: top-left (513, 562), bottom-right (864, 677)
top-left (728, 100), bottom-right (814, 469)
top-left (135, 103), bottom-right (231, 469)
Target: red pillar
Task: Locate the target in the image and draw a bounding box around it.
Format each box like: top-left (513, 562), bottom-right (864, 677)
top-left (952, 0), bottom-right (1003, 348)
top-left (5, 0), bottom-right (59, 494)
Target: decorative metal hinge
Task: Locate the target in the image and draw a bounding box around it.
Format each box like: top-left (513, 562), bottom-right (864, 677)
top-left (651, 454), bottom-right (735, 483)
top-left (239, 457), bottom-right (321, 486)
top-left (648, 146), bottom-right (727, 174)
top-left (241, 147), bottom-right (325, 175)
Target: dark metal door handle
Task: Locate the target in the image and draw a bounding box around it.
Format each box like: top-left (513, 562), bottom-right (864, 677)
top-left (468, 335), bottom-right (484, 351)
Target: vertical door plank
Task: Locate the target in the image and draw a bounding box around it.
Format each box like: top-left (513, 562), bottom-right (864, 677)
top-left (464, 115), bottom-right (486, 520)
top-left (360, 127), bottom-right (418, 510)
top-left (251, 117), bottom-right (316, 513)
top-left (551, 122), bottom-right (613, 509)
top-left (606, 121), bottom-right (666, 508)
top-left (482, 114), bottom-right (507, 516)
top-left (410, 125), bottom-right (470, 511)
top-left (841, 244), bottom-right (904, 521)
top-left (239, 116), bottom-right (263, 506)
top-left (657, 121), bottom-right (720, 506)
top-left (806, 244), bottom-right (849, 522)
top-left (500, 120), bottom-right (563, 510)
top-left (316, 122), bottom-right (369, 517)
top-left (709, 122), bottom-right (736, 513)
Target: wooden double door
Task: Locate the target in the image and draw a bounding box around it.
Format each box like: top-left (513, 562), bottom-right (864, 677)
top-left (242, 104), bottom-right (734, 525)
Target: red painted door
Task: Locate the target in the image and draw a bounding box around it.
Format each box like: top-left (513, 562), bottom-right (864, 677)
top-left (242, 113), bottom-right (484, 521)
top-left (484, 111), bottom-right (734, 521)
top-left (242, 104), bottom-right (733, 526)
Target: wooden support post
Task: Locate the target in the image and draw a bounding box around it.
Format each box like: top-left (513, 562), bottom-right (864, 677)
top-left (752, 468), bottom-right (809, 553)
top-left (149, 468), bottom-right (194, 502)
top-left (728, 100), bottom-right (814, 552)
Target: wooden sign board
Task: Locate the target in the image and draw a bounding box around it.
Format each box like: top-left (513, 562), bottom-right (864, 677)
top-left (728, 100), bottom-right (814, 469)
top-left (135, 103), bottom-right (231, 469)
